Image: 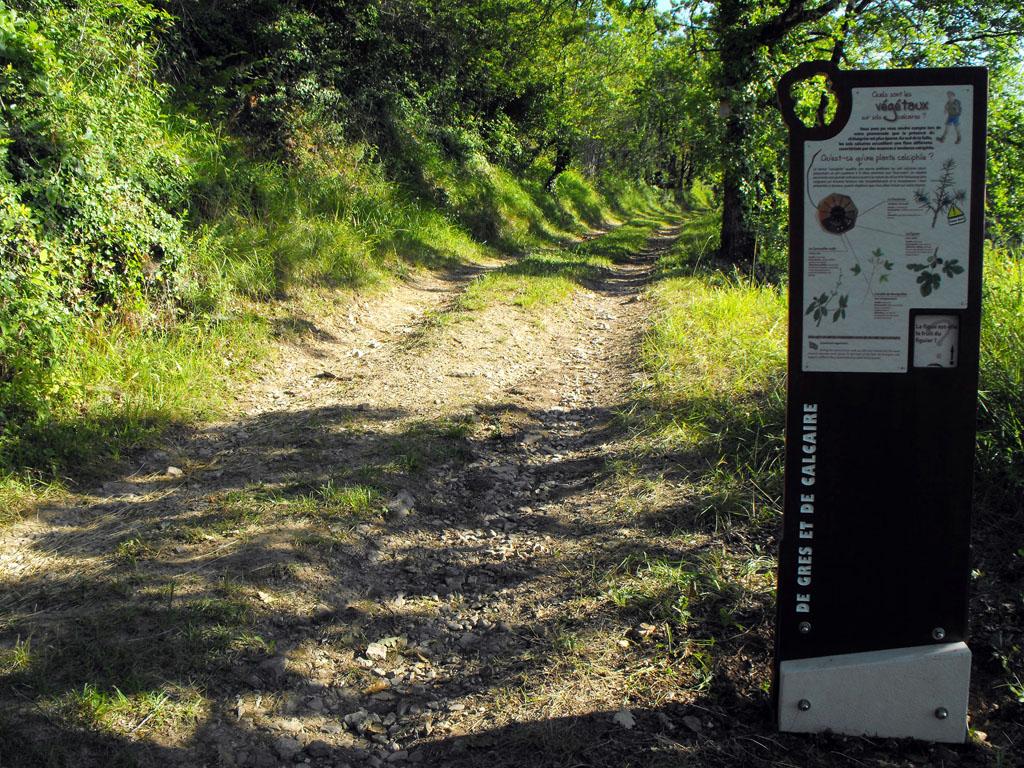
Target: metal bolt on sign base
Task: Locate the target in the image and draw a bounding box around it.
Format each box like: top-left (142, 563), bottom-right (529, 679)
top-left (774, 61), bottom-right (987, 744)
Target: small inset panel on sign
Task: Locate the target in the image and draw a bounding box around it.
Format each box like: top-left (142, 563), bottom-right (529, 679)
top-left (913, 315), bottom-right (959, 368)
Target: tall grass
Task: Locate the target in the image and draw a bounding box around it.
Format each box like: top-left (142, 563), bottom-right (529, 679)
top-left (0, 312), bottom-right (269, 473)
top-left (181, 134), bottom-right (496, 307)
top-left (641, 271), bottom-right (787, 502)
top-left (977, 246), bottom-right (1024, 501)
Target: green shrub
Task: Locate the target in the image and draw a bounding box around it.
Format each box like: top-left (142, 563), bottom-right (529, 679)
top-left (0, 192), bottom-right (68, 423)
top-left (1, 0), bottom-right (198, 453)
top-left (3, 0), bottom-right (191, 309)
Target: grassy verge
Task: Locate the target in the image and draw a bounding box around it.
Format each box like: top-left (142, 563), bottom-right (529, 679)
top-left (600, 262), bottom-right (787, 704)
top-left (972, 245), bottom-right (1024, 732)
top-left (977, 247), bottom-right (1024, 496)
top-left (0, 312), bottom-right (270, 523)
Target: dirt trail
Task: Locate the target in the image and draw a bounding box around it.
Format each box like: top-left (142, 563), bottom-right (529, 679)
top-left (0, 225), bottom-right (688, 767)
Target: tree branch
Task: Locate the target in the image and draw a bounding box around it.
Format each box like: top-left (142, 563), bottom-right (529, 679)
top-left (753, 0), bottom-right (845, 46)
top-left (946, 28), bottom-right (1024, 43)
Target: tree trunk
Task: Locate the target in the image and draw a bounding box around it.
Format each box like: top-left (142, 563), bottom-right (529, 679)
top-left (681, 151), bottom-right (694, 197)
top-left (714, 0), bottom-right (759, 266)
top-left (719, 167), bottom-right (755, 264)
top-left (718, 107), bottom-right (756, 264)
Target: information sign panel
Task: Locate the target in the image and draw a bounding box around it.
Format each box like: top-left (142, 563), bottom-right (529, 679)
top-left (774, 62), bottom-right (986, 743)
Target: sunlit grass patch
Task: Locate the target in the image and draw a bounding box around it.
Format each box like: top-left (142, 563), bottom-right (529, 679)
top-left (203, 487), bottom-right (274, 533)
top-left (186, 593), bottom-right (259, 627)
top-left (313, 482), bottom-right (382, 519)
top-left (115, 537), bottom-right (160, 567)
top-left (498, 621), bottom-right (690, 721)
top-left (657, 208), bottom-right (720, 276)
top-left (0, 636), bottom-right (33, 675)
top-left (644, 276), bottom-right (786, 412)
top-left (978, 247), bottom-right (1024, 496)
top-left (577, 215), bottom-right (666, 263)
top-left (389, 206), bottom-right (498, 271)
top-left (0, 474), bottom-right (67, 527)
top-left (191, 480), bottom-right (387, 539)
top-left (610, 468), bottom-right (666, 518)
top-left (190, 139), bottom-right (486, 298)
top-left (605, 553), bottom-right (704, 628)
top-left (52, 683), bottom-right (206, 738)
top-left (204, 211), bottom-right (388, 300)
top-left (457, 251), bottom-right (600, 311)
top-left (555, 170), bottom-right (615, 226)
top-left (0, 312), bottom-right (272, 493)
top-left (603, 549), bottom-right (774, 654)
top-left (637, 273), bottom-right (787, 533)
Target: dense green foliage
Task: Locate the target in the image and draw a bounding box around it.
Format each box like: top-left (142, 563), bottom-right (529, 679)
top-left (2, 0), bottom-right (200, 469)
top-left (157, 0), bottom-right (675, 177)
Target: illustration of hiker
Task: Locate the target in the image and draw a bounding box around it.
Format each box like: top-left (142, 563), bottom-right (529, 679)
top-left (937, 91), bottom-right (962, 144)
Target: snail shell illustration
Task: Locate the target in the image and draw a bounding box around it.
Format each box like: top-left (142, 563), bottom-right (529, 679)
top-left (817, 193), bottom-right (858, 234)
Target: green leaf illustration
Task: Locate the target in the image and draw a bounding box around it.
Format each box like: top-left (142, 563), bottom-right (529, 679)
top-left (943, 260), bottom-right (965, 277)
top-left (916, 271), bottom-right (942, 296)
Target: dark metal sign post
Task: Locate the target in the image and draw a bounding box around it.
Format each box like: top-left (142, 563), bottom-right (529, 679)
top-left (775, 62), bottom-right (987, 742)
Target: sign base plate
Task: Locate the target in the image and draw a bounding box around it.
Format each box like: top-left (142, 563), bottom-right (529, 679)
top-left (778, 642), bottom-right (970, 742)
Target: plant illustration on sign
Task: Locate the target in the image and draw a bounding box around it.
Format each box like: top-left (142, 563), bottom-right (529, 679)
top-left (851, 247), bottom-right (893, 289)
top-left (906, 247), bottom-right (964, 296)
top-left (806, 275), bottom-right (848, 326)
top-left (914, 158), bottom-right (966, 228)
